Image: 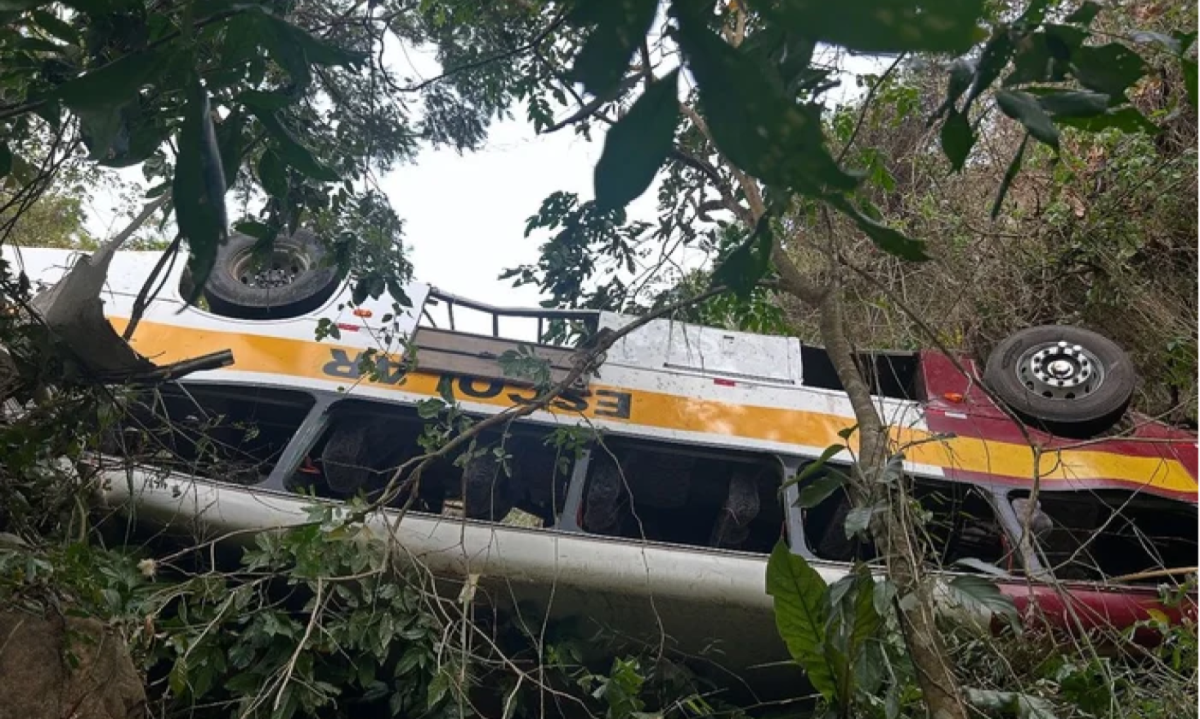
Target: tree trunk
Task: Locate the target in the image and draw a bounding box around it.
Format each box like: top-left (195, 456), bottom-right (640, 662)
top-left (816, 281), bottom-right (968, 719)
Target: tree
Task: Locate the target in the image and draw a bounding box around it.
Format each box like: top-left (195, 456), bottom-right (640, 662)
top-left (503, 1), bottom-right (1196, 716)
top-left (0, 0), bottom-right (1195, 717)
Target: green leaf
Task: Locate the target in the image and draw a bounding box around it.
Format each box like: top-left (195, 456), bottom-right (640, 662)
top-left (964, 688), bottom-right (1058, 719)
top-left (426, 670), bottom-right (450, 709)
top-left (769, 0), bottom-right (986, 53)
top-left (674, 5), bottom-right (856, 195)
top-left (174, 78), bottom-right (228, 302)
top-left (1064, 1), bottom-right (1100, 25)
top-left (872, 578), bottom-right (896, 617)
top-left (257, 149), bottom-right (288, 199)
top-left (1071, 43), bottom-right (1147, 98)
top-left (55, 47), bottom-right (163, 110)
top-left (257, 13), bottom-right (366, 67)
top-left (765, 541), bottom-right (835, 699)
top-left (1004, 33), bottom-right (1072, 87)
top-left (1034, 89), bottom-right (1110, 117)
top-left (940, 109), bottom-right (973, 172)
top-left (996, 89), bottom-right (1059, 149)
top-left (946, 574), bottom-right (1021, 632)
top-left (784, 443), bottom-right (845, 489)
top-left (711, 215), bottom-right (774, 298)
top-left (0, 143), bottom-right (11, 178)
top-left (32, 9), bottom-right (79, 43)
top-left (594, 70), bottom-right (679, 211)
top-left (953, 557), bottom-right (1012, 577)
top-left (964, 30), bottom-right (1014, 110)
top-left (844, 503), bottom-right (881, 538)
top-left (834, 198), bottom-right (929, 261)
top-left (1053, 106), bottom-right (1161, 133)
top-left (169, 658), bottom-right (188, 696)
top-left (215, 112), bottom-right (245, 188)
top-left (795, 469), bottom-right (847, 508)
top-left (991, 133), bottom-right (1028, 220)
top-left (933, 58), bottom-right (974, 119)
top-left (251, 108), bottom-right (339, 181)
top-left (568, 0), bottom-right (658, 97)
top-left (14, 36), bottom-right (63, 52)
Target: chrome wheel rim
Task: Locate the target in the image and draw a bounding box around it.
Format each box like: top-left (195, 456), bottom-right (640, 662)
top-left (1015, 340), bottom-right (1105, 401)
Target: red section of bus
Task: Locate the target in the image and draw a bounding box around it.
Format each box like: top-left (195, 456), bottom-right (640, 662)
top-left (917, 350), bottom-right (1198, 503)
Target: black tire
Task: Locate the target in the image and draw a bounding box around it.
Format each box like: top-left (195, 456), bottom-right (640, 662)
top-left (983, 325), bottom-right (1136, 438)
top-left (203, 229), bottom-right (341, 319)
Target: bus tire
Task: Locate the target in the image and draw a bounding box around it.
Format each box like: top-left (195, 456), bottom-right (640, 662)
top-left (203, 230), bottom-right (341, 319)
top-left (983, 325), bottom-right (1136, 438)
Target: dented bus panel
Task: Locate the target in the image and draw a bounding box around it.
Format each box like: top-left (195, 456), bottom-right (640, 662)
top-left (7, 246), bottom-right (1197, 693)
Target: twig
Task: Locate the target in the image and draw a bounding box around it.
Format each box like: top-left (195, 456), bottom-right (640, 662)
top-left (273, 577), bottom-right (324, 712)
top-left (835, 52), bottom-right (907, 165)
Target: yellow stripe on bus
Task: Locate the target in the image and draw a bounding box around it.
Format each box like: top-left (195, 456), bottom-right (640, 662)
top-left (111, 318), bottom-right (1198, 495)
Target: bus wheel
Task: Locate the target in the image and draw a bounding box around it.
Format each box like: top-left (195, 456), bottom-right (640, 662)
top-left (983, 325), bottom-right (1137, 438)
top-left (203, 229), bottom-right (341, 319)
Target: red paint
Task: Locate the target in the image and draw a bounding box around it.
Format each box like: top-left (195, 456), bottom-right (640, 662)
top-left (995, 579), bottom-right (1196, 643)
top-left (336, 322), bottom-right (359, 332)
top-left (917, 349), bottom-right (1198, 503)
top-left (713, 378), bottom-right (736, 387)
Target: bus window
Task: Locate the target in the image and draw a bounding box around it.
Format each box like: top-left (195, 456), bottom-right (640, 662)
top-left (800, 468), bottom-right (1015, 572)
top-left (288, 399), bottom-right (574, 528)
top-left (578, 442), bottom-right (785, 554)
top-left (107, 383), bottom-right (315, 484)
top-left (1011, 490), bottom-right (1198, 584)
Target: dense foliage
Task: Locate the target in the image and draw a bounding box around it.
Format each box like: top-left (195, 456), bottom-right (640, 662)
top-left (0, 0), bottom-right (1195, 718)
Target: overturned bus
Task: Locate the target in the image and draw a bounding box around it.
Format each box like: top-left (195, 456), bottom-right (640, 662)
top-left (7, 233), bottom-right (1197, 694)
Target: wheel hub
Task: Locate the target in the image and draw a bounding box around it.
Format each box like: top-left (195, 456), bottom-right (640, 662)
top-left (230, 248), bottom-right (309, 290)
top-left (1016, 341), bottom-right (1104, 401)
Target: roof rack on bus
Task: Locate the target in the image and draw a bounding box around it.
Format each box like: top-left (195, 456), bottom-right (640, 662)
top-left (423, 288), bottom-right (600, 346)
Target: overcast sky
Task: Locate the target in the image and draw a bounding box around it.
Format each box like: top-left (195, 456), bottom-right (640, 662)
top-left (83, 39), bottom-right (883, 310)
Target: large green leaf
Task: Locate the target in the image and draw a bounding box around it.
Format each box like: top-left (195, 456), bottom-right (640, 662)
top-left (173, 79), bottom-right (228, 302)
top-left (766, 541), bottom-right (835, 699)
top-left (1045, 106), bottom-right (1160, 134)
top-left (31, 9), bottom-right (79, 43)
top-left (55, 47), bottom-right (163, 110)
top-left (991, 133), bottom-right (1028, 219)
top-left (833, 197), bottom-right (929, 261)
top-left (946, 574), bottom-right (1021, 632)
top-left (568, 0), bottom-right (658, 97)
top-left (996, 89), bottom-right (1059, 149)
top-left (675, 5), bottom-right (856, 195)
top-left (251, 108), bottom-right (339, 181)
top-left (594, 69), bottom-right (679, 211)
top-left (782, 443), bottom-right (846, 493)
top-left (215, 112), bottom-right (246, 188)
top-left (932, 57), bottom-right (974, 119)
top-left (940, 109), bottom-right (973, 172)
top-left (766, 0), bottom-right (986, 53)
top-left (1033, 89), bottom-right (1109, 117)
top-left (0, 143), bottom-right (11, 178)
top-left (964, 688), bottom-right (1058, 719)
top-left (711, 216), bottom-right (774, 299)
top-left (1064, 1), bottom-right (1100, 25)
top-left (1071, 43), bottom-right (1147, 99)
top-left (1003, 33), bottom-right (1072, 87)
